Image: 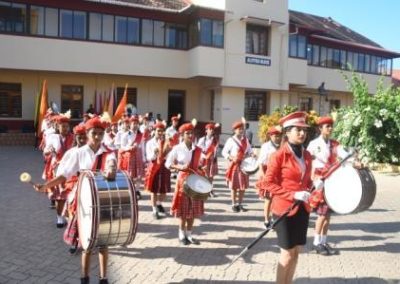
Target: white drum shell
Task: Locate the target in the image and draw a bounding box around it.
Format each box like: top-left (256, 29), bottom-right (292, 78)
top-left (240, 157), bottom-right (259, 175)
top-left (184, 174), bottom-right (212, 200)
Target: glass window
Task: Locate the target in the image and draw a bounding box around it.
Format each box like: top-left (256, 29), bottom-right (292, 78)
top-left (89, 13), bottom-right (101, 40)
top-left (0, 2), bottom-right (27, 33)
top-left (73, 11), bottom-right (86, 39)
top-left (153, 20), bottom-right (165, 46)
top-left (115, 16), bottom-right (127, 43)
top-left (386, 58), bottom-right (392, 75)
top-left (333, 49), bottom-right (341, 68)
top-left (102, 14), bottom-right (114, 42)
top-left (377, 57), bottom-right (385, 75)
top-left (246, 24), bottom-right (268, 56)
top-left (289, 35), bottom-right (297, 57)
top-left (116, 87), bottom-right (137, 106)
top-left (166, 23), bottom-right (187, 49)
top-left (326, 48), bottom-right (333, 68)
top-left (30, 6), bottom-right (44, 35)
top-left (370, 55), bottom-right (377, 74)
top-left (306, 44), bottom-right (312, 64)
top-left (200, 18), bottom-right (212, 45)
top-left (127, 17), bottom-right (139, 44)
top-left (340, 50), bottom-right (346, 69)
top-left (212, 20), bottom-right (223, 47)
top-left (347, 52), bottom-right (354, 70)
top-left (358, 53), bottom-right (365, 72)
top-left (320, 47), bottom-right (327, 66)
top-left (299, 97), bottom-right (312, 112)
top-left (329, 99), bottom-right (340, 112)
top-left (352, 52), bottom-right (359, 71)
top-left (61, 85), bottom-right (83, 119)
top-left (45, 8), bottom-right (58, 37)
top-left (297, 35), bottom-right (306, 58)
top-left (60, 10), bottom-right (73, 38)
top-left (0, 82), bottom-right (22, 118)
top-left (312, 45), bottom-right (319, 65)
top-left (188, 20), bottom-right (198, 48)
top-left (244, 91), bottom-right (268, 121)
top-left (364, 54), bottom-right (371, 73)
top-left (141, 19), bottom-right (153, 45)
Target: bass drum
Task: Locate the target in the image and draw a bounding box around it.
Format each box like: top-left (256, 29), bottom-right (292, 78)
top-left (240, 157), bottom-right (259, 175)
top-left (324, 163), bottom-right (376, 214)
top-left (77, 170), bottom-right (138, 250)
top-left (184, 174), bottom-right (212, 201)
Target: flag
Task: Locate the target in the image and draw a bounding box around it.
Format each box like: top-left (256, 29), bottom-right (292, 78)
top-left (103, 91), bottom-right (109, 113)
top-left (33, 92), bottom-right (40, 132)
top-left (36, 80), bottom-right (48, 138)
top-left (107, 83), bottom-right (115, 116)
top-left (113, 83), bottom-right (128, 123)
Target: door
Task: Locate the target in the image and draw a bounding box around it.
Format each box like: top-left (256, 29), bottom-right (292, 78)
top-left (168, 90), bottom-right (185, 122)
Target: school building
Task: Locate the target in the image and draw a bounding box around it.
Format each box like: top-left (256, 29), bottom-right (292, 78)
top-left (0, 0), bottom-right (399, 145)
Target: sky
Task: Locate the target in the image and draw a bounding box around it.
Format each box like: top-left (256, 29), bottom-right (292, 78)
top-left (289, 0), bottom-right (400, 70)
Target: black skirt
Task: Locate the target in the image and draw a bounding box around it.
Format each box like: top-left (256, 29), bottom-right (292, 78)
top-left (273, 203), bottom-right (310, 250)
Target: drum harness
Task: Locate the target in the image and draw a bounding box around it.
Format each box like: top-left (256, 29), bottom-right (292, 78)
top-left (226, 150), bottom-right (355, 269)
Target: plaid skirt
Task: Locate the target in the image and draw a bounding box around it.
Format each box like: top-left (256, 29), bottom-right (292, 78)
top-left (122, 150), bottom-right (144, 178)
top-left (227, 167), bottom-right (249, 191)
top-left (63, 214), bottom-right (79, 246)
top-left (205, 158), bottom-right (218, 179)
top-left (146, 165), bottom-right (171, 194)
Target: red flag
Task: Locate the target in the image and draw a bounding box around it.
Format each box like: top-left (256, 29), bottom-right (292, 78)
top-left (108, 84), bottom-right (115, 116)
top-left (36, 80), bottom-right (48, 137)
top-left (113, 83), bottom-right (128, 123)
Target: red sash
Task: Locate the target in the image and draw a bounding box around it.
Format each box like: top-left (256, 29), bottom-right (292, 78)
top-left (56, 133), bottom-right (74, 161)
top-left (226, 137), bottom-right (247, 181)
top-left (121, 131), bottom-right (143, 153)
top-left (144, 139), bottom-right (165, 191)
top-left (170, 132), bottom-right (180, 147)
top-left (204, 136), bottom-right (219, 161)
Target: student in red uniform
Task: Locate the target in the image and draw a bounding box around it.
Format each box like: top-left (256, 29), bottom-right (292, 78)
top-left (144, 122), bottom-right (172, 219)
top-left (258, 111), bottom-right (314, 284)
top-left (34, 116), bottom-right (116, 284)
top-left (166, 114), bottom-right (180, 147)
top-left (165, 122), bottom-right (205, 245)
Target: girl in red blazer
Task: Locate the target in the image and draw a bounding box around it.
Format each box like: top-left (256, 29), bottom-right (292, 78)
top-left (258, 111), bottom-right (313, 284)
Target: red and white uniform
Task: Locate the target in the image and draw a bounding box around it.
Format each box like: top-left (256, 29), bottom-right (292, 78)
top-left (119, 130), bottom-right (145, 178)
top-left (222, 136), bottom-right (252, 190)
top-left (166, 126), bottom-right (180, 147)
top-left (144, 137), bottom-right (171, 193)
top-left (197, 135), bottom-right (219, 178)
top-left (257, 143), bottom-right (313, 217)
top-left (165, 142), bottom-right (205, 219)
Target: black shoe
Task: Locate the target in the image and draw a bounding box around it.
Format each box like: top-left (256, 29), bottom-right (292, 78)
top-left (69, 245), bottom-right (78, 254)
top-left (152, 212), bottom-right (160, 220)
top-left (187, 237), bottom-right (200, 245)
top-left (56, 222), bottom-right (65, 229)
top-left (136, 191), bottom-right (141, 200)
top-left (313, 244), bottom-right (329, 256)
top-left (99, 278), bottom-right (109, 284)
top-left (80, 276), bottom-right (89, 284)
top-left (264, 221), bottom-right (271, 229)
top-left (157, 204), bottom-right (166, 216)
top-left (179, 237), bottom-right (190, 246)
top-left (238, 205), bottom-right (248, 212)
top-left (232, 205), bottom-right (240, 213)
top-left (323, 243), bottom-right (339, 255)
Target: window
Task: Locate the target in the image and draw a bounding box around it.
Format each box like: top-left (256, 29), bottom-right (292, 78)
top-left (127, 18), bottom-right (139, 44)
top-left (212, 20), bottom-right (224, 47)
top-left (45, 8), bottom-right (58, 37)
top-left (299, 97), bottom-right (312, 112)
top-left (312, 45), bottom-right (319, 65)
top-left (0, 2), bottom-right (27, 33)
top-left (364, 54), bottom-right (371, 73)
top-left (166, 23), bottom-right (187, 49)
top-left (102, 14), bottom-right (114, 42)
top-left (320, 46), bottom-right (327, 67)
top-left (332, 49), bottom-right (341, 68)
top-left (357, 53), bottom-right (365, 72)
top-left (141, 19), bottom-right (153, 45)
top-left (0, 82), bottom-right (21, 117)
top-left (306, 44), bottom-right (312, 64)
top-left (89, 13), bottom-right (101, 40)
top-left (154, 20), bottom-right (165, 46)
top-left (115, 16), bottom-right (127, 43)
top-left (329, 99), bottom-right (340, 112)
top-left (347, 52), bottom-right (354, 70)
top-left (59, 10), bottom-right (86, 39)
top-left (116, 87), bottom-right (137, 106)
top-left (246, 24), bottom-right (268, 55)
top-left (289, 35), bottom-right (306, 58)
top-left (340, 50), bottom-right (346, 69)
top-left (244, 91), bottom-right (268, 121)
top-left (61, 85), bottom-right (83, 119)
top-left (199, 18), bottom-right (212, 46)
top-left (30, 6), bottom-right (44, 35)
top-left (370, 55), bottom-right (377, 74)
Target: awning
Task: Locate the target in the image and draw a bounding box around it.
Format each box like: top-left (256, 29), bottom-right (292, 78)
top-left (240, 16), bottom-right (285, 27)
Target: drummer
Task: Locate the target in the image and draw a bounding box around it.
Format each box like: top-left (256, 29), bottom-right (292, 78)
top-left (307, 116), bottom-right (361, 255)
top-left (256, 126), bottom-right (282, 227)
top-left (34, 116), bottom-right (116, 284)
top-left (197, 122), bottom-right (220, 197)
top-left (222, 120), bottom-right (255, 212)
top-left (165, 122), bottom-right (205, 245)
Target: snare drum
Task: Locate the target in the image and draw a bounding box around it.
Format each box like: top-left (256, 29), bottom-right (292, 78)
top-left (183, 174), bottom-right (212, 200)
top-left (77, 170), bottom-right (138, 250)
top-left (324, 163), bottom-right (376, 214)
top-left (240, 157), bottom-right (259, 175)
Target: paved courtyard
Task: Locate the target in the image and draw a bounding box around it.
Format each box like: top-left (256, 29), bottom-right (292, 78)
top-left (0, 146), bottom-right (399, 283)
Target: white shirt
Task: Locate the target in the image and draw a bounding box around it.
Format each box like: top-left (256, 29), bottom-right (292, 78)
top-left (165, 142), bottom-right (196, 169)
top-left (307, 135), bottom-right (348, 169)
top-left (44, 133), bottom-right (68, 154)
top-left (222, 136), bottom-right (252, 160)
top-left (146, 137), bottom-right (163, 162)
top-left (258, 140), bottom-right (279, 166)
top-left (120, 130), bottom-right (145, 160)
top-left (165, 126), bottom-right (177, 139)
top-left (102, 132), bottom-right (115, 148)
top-left (114, 130), bottom-right (127, 149)
top-left (56, 144), bottom-right (116, 180)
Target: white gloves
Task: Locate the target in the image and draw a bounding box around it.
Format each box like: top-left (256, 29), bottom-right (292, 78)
top-left (313, 179), bottom-right (324, 190)
top-left (294, 191), bottom-right (311, 202)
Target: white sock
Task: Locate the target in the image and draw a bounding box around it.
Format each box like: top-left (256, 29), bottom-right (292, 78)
top-left (186, 230), bottom-right (192, 239)
top-left (152, 206), bottom-right (157, 213)
top-left (313, 234), bottom-right (321, 246)
top-left (178, 229), bottom-right (185, 240)
top-left (57, 215), bottom-right (63, 224)
top-left (321, 235), bottom-right (327, 244)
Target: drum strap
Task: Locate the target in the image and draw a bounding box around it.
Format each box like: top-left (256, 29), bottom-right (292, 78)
top-left (94, 153), bottom-right (104, 171)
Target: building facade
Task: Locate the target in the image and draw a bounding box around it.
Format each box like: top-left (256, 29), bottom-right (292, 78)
top-left (0, 0), bottom-right (398, 144)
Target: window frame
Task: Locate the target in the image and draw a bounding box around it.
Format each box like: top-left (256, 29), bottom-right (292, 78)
top-left (244, 90), bottom-right (268, 121)
top-left (246, 24), bottom-right (269, 56)
top-left (0, 82), bottom-right (22, 118)
top-left (61, 85), bottom-right (84, 119)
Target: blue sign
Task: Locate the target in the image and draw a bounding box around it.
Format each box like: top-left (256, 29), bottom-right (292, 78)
top-left (245, 56), bottom-right (271, 66)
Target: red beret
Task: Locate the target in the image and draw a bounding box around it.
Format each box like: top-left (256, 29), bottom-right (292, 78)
top-left (267, 126), bottom-right (281, 135)
top-left (85, 117), bottom-right (108, 130)
top-left (317, 116), bottom-right (334, 126)
top-left (279, 111), bottom-right (309, 128)
top-left (171, 116), bottom-right (180, 122)
top-left (205, 123), bottom-right (215, 130)
top-left (232, 120), bottom-right (244, 130)
top-left (154, 122), bottom-right (166, 129)
top-left (55, 115), bottom-right (70, 124)
top-left (73, 124), bottom-right (86, 135)
top-left (179, 123), bottom-right (194, 133)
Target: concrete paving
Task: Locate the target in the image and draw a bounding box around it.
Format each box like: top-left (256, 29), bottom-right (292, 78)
top-left (0, 146), bottom-right (399, 283)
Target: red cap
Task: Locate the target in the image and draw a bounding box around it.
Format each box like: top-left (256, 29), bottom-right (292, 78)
top-left (154, 122), bottom-right (166, 129)
top-left (85, 117), bottom-right (108, 130)
top-left (279, 111), bottom-right (309, 128)
top-left (205, 123), bottom-right (215, 130)
top-left (317, 116), bottom-right (334, 126)
top-left (171, 115), bottom-right (180, 122)
top-left (73, 124), bottom-right (86, 135)
top-left (179, 123), bottom-right (194, 133)
top-left (55, 115), bottom-right (70, 124)
top-left (232, 120), bottom-right (244, 130)
top-left (267, 126), bottom-right (281, 135)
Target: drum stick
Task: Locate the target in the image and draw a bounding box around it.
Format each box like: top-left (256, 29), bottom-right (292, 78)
top-left (19, 172), bottom-right (36, 186)
top-left (226, 150), bottom-right (356, 269)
